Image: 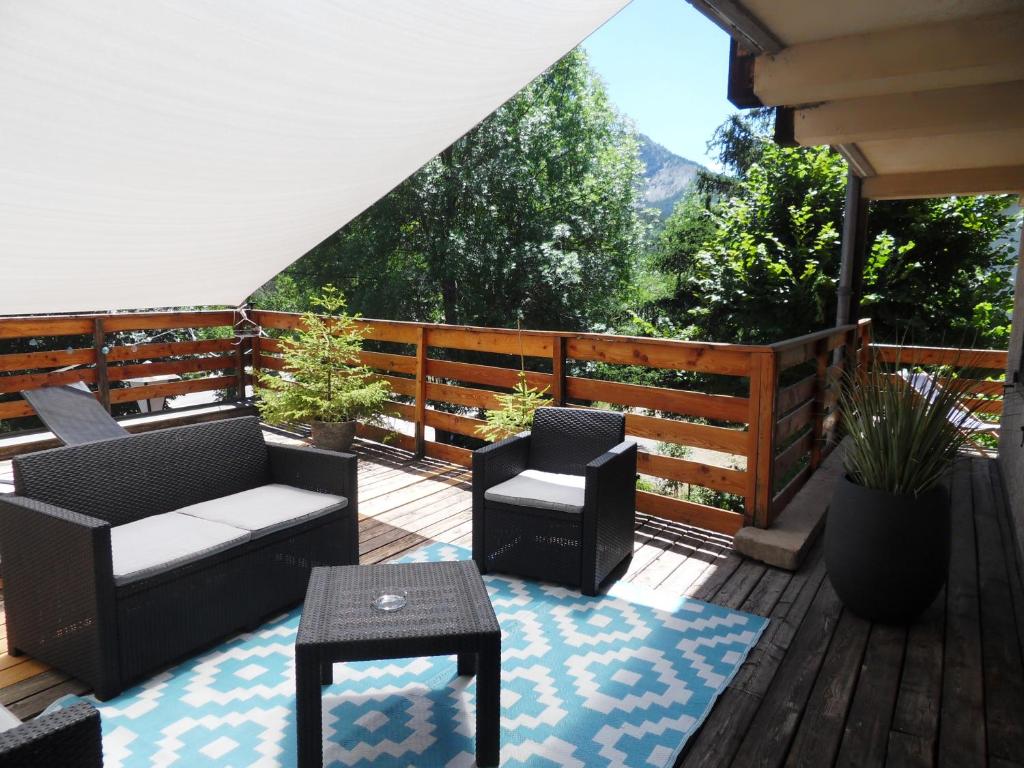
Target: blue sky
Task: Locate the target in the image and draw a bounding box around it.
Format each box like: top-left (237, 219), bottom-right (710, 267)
top-left (583, 0), bottom-right (736, 169)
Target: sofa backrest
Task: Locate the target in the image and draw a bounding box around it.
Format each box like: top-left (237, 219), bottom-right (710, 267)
top-left (13, 416), bottom-right (269, 526)
top-left (528, 407), bottom-right (625, 476)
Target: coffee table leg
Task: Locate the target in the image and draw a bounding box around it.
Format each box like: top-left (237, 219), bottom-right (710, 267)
top-left (457, 652), bottom-right (476, 676)
top-left (476, 636), bottom-right (501, 767)
top-left (296, 646), bottom-right (323, 768)
top-left (321, 659), bottom-right (334, 685)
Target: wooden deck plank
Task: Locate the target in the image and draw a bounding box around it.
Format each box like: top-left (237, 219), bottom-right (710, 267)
top-left (972, 459), bottom-right (1024, 765)
top-left (889, 591), bottom-right (945, 756)
top-left (938, 459), bottom-right (987, 767)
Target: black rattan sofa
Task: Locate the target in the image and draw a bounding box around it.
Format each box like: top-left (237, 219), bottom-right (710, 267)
top-left (0, 700), bottom-right (102, 767)
top-left (472, 407), bottom-right (637, 596)
top-left (0, 416), bottom-right (357, 699)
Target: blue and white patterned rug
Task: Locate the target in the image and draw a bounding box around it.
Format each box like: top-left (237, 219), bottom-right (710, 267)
top-left (90, 543), bottom-right (767, 767)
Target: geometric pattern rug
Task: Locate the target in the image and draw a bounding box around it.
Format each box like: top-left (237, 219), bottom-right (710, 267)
top-left (90, 542), bottom-right (768, 767)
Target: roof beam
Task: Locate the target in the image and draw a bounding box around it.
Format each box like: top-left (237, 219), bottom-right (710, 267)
top-left (687, 0), bottom-right (783, 55)
top-left (754, 9), bottom-right (1024, 105)
top-left (793, 81), bottom-right (1024, 146)
top-left (861, 166), bottom-right (1024, 200)
top-left (833, 144), bottom-right (876, 179)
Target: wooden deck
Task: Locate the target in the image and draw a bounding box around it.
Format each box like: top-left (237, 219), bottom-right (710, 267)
top-left (1, 440), bottom-right (1022, 767)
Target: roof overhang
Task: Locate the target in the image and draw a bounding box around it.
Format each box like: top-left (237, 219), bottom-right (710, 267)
top-left (690, 0), bottom-right (1024, 199)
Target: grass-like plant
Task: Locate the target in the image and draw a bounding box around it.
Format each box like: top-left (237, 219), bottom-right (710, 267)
top-left (256, 285), bottom-right (392, 427)
top-left (838, 356), bottom-right (982, 497)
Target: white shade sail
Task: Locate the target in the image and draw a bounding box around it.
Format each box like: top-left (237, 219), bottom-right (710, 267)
top-left (0, 0), bottom-right (630, 315)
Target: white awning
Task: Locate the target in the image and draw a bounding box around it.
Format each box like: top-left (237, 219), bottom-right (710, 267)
top-left (0, 0), bottom-right (630, 315)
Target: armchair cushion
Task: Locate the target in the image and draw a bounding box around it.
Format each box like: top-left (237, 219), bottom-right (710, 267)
top-left (111, 512), bottom-right (250, 586)
top-left (0, 705), bottom-right (21, 734)
top-left (175, 483), bottom-right (346, 538)
top-left (484, 469), bottom-right (586, 515)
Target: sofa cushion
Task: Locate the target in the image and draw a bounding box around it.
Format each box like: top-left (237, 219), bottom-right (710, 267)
top-left (485, 469), bottom-right (586, 514)
top-left (174, 483), bottom-right (346, 538)
top-left (0, 703), bottom-right (21, 734)
top-left (111, 513), bottom-right (251, 586)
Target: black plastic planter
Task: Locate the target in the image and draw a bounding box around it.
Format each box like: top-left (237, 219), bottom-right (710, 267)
top-left (825, 475), bottom-right (950, 624)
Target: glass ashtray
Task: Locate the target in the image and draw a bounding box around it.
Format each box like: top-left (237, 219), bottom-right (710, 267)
top-left (372, 590), bottom-right (409, 612)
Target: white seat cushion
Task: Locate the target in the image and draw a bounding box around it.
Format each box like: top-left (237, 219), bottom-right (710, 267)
top-left (484, 469), bottom-right (586, 514)
top-left (111, 513), bottom-right (251, 586)
top-left (0, 703), bottom-right (21, 734)
top-left (174, 483), bottom-right (346, 538)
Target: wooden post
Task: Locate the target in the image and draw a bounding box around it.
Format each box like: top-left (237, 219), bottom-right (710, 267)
top-left (747, 349), bottom-right (778, 528)
top-left (834, 170), bottom-right (868, 365)
top-left (858, 319), bottom-right (873, 379)
top-left (810, 338), bottom-right (829, 470)
top-left (234, 338), bottom-right (248, 402)
top-left (551, 335), bottom-right (566, 406)
top-left (93, 317), bottom-right (111, 413)
top-left (414, 326), bottom-right (428, 457)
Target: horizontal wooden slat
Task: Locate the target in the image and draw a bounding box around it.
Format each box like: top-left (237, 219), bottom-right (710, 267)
top-left (965, 398), bottom-right (1003, 415)
top-left (777, 374), bottom-right (816, 415)
top-left (427, 327), bottom-right (553, 358)
top-left (356, 319), bottom-right (422, 345)
top-left (0, 317), bottom-right (94, 340)
top-left (106, 338), bottom-right (235, 362)
top-left (773, 464), bottom-right (813, 516)
top-left (625, 412), bottom-right (749, 455)
top-left (371, 374), bottom-right (416, 398)
top-left (357, 423), bottom-right (416, 452)
top-left (0, 399), bottom-right (35, 420)
top-left (107, 355), bottom-right (238, 382)
top-left (360, 351), bottom-right (417, 376)
top-left (775, 400), bottom-right (814, 443)
top-left (425, 409), bottom-right (487, 439)
top-left (384, 400), bottom-right (416, 422)
top-left (637, 450), bottom-right (747, 495)
top-left (100, 311), bottom-right (235, 332)
top-left (566, 376), bottom-right (749, 423)
top-left (941, 377), bottom-right (1005, 396)
top-left (426, 359), bottom-right (552, 391)
top-left (426, 382), bottom-right (502, 411)
top-left (254, 353), bottom-right (284, 371)
top-left (567, 336), bottom-right (753, 376)
top-left (771, 324), bottom-right (858, 370)
top-left (107, 375), bottom-right (236, 404)
top-left (424, 440), bottom-right (473, 468)
top-left (871, 343), bottom-right (1007, 370)
top-left (0, 368), bottom-right (98, 394)
top-left (0, 347), bottom-right (95, 373)
top-left (774, 431), bottom-right (814, 480)
top-left (635, 490), bottom-right (745, 535)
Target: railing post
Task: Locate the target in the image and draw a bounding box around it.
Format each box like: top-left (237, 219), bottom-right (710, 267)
top-left (414, 326), bottom-right (428, 457)
top-left (810, 338), bottom-right (829, 470)
top-left (93, 317), bottom-right (111, 413)
top-left (858, 319), bottom-right (873, 378)
top-left (551, 335), bottom-right (566, 405)
top-left (747, 348), bottom-right (778, 528)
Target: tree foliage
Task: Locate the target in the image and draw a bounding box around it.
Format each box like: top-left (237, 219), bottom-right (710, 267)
top-left (653, 114), bottom-right (1018, 347)
top-left (256, 286), bottom-right (392, 425)
top-left (268, 49), bottom-right (647, 332)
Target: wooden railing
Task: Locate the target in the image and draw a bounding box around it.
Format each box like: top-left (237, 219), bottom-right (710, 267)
top-left (0, 310), bottom-right (1010, 535)
top-left (0, 311), bottom-right (248, 421)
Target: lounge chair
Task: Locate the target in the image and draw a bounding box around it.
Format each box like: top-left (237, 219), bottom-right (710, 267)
top-left (20, 382), bottom-right (129, 445)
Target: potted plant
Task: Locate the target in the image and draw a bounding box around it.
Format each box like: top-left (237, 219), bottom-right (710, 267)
top-left (826, 359), bottom-right (981, 623)
top-left (256, 285), bottom-right (392, 451)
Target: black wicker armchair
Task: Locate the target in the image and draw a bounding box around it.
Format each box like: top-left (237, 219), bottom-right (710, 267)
top-left (0, 416), bottom-right (358, 699)
top-left (472, 407), bottom-right (637, 596)
top-left (0, 700), bottom-right (103, 768)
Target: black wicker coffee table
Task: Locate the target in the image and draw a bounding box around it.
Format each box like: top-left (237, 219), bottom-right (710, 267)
top-left (295, 560), bottom-right (501, 767)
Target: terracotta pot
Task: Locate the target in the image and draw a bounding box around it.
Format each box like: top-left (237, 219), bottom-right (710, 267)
top-left (825, 474), bottom-right (950, 624)
top-left (310, 420), bottom-right (357, 452)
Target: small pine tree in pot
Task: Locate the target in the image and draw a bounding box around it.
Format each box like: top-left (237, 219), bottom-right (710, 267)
top-left (256, 285), bottom-right (392, 451)
top-left (476, 371), bottom-right (551, 442)
top-left (827, 355), bottom-right (981, 624)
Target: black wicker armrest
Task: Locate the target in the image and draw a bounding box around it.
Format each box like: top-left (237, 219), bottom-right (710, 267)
top-left (267, 443), bottom-right (357, 500)
top-left (581, 440), bottom-right (638, 594)
top-left (0, 496), bottom-right (119, 695)
top-left (0, 701), bottom-right (103, 768)
top-left (472, 433), bottom-right (531, 492)
top-left (472, 433), bottom-right (530, 571)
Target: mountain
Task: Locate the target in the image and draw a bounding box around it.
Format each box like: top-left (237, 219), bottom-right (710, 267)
top-left (638, 134), bottom-right (703, 220)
